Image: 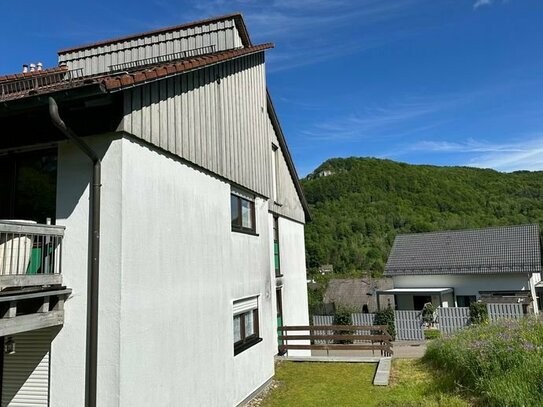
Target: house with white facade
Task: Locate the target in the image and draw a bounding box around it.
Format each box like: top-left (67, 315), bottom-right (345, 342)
top-left (0, 13), bottom-right (310, 407)
top-left (377, 224), bottom-right (542, 313)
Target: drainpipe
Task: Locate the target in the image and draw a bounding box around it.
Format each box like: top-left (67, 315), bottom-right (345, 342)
top-left (48, 97), bottom-right (101, 407)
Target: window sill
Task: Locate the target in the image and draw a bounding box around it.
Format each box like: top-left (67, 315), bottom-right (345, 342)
top-left (275, 274), bottom-right (284, 278)
top-left (273, 201), bottom-right (283, 207)
top-left (234, 337), bottom-right (262, 356)
top-left (232, 227), bottom-right (259, 237)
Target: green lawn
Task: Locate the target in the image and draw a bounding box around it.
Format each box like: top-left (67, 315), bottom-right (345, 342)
top-left (260, 360), bottom-right (473, 407)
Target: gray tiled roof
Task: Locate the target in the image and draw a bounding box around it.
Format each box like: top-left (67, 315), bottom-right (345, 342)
top-left (385, 224), bottom-right (542, 276)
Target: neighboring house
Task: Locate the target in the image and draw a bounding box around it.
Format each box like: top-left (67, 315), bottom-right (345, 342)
top-left (378, 224), bottom-right (542, 313)
top-left (0, 13), bottom-right (310, 407)
top-left (323, 278), bottom-right (394, 312)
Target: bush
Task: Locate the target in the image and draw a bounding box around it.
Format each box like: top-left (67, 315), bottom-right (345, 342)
top-left (424, 318), bottom-right (543, 406)
top-left (422, 303), bottom-right (437, 325)
top-left (375, 307), bottom-right (395, 339)
top-left (469, 302), bottom-right (488, 325)
top-left (424, 329), bottom-right (442, 340)
top-left (334, 306), bottom-right (354, 344)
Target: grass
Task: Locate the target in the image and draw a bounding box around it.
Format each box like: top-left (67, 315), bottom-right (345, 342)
top-left (260, 360), bottom-right (472, 407)
top-left (424, 318), bottom-right (543, 407)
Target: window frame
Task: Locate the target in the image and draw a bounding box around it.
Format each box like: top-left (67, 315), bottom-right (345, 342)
top-left (234, 308), bottom-right (261, 355)
top-left (273, 216), bottom-right (282, 277)
top-left (231, 193), bottom-right (257, 235)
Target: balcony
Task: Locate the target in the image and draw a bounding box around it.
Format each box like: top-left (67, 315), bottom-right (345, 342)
top-left (0, 220), bottom-right (64, 290)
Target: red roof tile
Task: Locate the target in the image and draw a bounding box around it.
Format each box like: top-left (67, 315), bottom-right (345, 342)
top-left (0, 65), bottom-right (68, 83)
top-left (101, 43), bottom-right (273, 91)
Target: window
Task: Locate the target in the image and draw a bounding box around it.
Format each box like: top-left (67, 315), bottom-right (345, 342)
top-left (231, 193), bottom-right (256, 234)
top-left (273, 216), bottom-right (281, 277)
top-left (456, 295), bottom-right (476, 307)
top-left (233, 297), bottom-right (261, 355)
top-left (271, 144), bottom-right (279, 202)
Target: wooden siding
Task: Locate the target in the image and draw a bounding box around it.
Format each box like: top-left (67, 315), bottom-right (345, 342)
top-left (58, 19), bottom-right (243, 76)
top-left (121, 52), bottom-right (274, 199)
top-left (268, 116), bottom-right (305, 223)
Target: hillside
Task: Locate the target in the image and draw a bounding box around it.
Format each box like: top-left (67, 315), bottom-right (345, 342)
top-left (301, 157), bottom-right (543, 275)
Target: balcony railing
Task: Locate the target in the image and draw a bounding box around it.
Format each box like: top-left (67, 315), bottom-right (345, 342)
top-left (0, 221), bottom-right (64, 288)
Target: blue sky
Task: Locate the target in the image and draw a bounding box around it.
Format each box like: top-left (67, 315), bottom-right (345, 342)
top-left (2, 0), bottom-right (543, 176)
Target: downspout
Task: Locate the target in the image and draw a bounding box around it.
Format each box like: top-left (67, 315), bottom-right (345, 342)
top-left (48, 97), bottom-right (101, 407)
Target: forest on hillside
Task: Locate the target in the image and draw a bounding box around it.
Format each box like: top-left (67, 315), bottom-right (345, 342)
top-left (301, 157), bottom-right (543, 276)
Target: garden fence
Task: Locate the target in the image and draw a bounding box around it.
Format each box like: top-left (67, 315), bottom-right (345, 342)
top-left (312, 315), bottom-right (334, 344)
top-left (394, 310), bottom-right (424, 340)
top-left (437, 307), bottom-right (470, 336)
top-left (487, 303), bottom-right (523, 322)
top-left (351, 313), bottom-right (376, 336)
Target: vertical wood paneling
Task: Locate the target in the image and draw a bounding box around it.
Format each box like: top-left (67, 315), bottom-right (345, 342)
top-left (58, 19), bottom-right (244, 76)
top-left (121, 53), bottom-right (297, 203)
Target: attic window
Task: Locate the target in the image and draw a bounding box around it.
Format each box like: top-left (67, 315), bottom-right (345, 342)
top-left (231, 190), bottom-right (256, 235)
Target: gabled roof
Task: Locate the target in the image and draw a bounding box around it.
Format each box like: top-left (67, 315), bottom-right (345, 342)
top-left (104, 43), bottom-right (273, 92)
top-left (0, 66), bottom-right (68, 83)
top-left (385, 224), bottom-right (542, 276)
top-left (0, 44), bottom-right (272, 103)
top-left (57, 13), bottom-right (252, 54)
top-left (266, 91), bottom-right (311, 222)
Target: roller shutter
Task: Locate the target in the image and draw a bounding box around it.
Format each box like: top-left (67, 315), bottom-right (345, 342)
top-left (2, 327), bottom-right (53, 407)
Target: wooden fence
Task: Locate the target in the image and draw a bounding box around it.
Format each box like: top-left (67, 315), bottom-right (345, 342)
top-left (278, 325), bottom-right (393, 356)
top-left (311, 303), bottom-right (528, 343)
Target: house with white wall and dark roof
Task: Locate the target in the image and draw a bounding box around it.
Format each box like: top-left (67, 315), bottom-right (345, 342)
top-left (377, 224), bottom-right (542, 314)
top-left (0, 14), bottom-right (311, 407)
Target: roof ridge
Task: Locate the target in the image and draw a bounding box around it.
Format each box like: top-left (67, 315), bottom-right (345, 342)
top-left (395, 223), bottom-right (540, 239)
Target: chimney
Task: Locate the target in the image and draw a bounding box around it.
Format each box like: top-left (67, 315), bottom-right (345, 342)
top-left (22, 64), bottom-right (28, 73)
top-left (37, 62), bottom-right (43, 71)
top-left (29, 63), bottom-right (36, 72)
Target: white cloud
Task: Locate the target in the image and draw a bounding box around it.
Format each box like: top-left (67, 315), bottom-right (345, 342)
top-left (407, 137), bottom-right (543, 172)
top-left (473, 0), bottom-right (509, 10)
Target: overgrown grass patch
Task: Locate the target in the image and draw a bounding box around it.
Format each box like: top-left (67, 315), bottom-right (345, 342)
top-left (259, 360), bottom-right (472, 407)
top-left (424, 318), bottom-right (543, 407)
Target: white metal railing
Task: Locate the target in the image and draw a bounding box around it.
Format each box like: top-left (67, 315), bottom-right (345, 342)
top-left (0, 221), bottom-right (64, 277)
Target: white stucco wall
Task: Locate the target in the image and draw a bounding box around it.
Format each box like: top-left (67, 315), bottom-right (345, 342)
top-left (51, 135), bottom-right (124, 406)
top-left (270, 215), bottom-right (310, 357)
top-left (117, 137), bottom-right (276, 407)
top-left (49, 134), bottom-right (311, 406)
top-left (393, 273), bottom-right (535, 309)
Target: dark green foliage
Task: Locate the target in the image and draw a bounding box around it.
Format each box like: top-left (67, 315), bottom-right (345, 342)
top-left (334, 306), bottom-right (353, 344)
top-left (375, 307), bottom-right (395, 339)
top-left (302, 157), bottom-right (543, 275)
top-left (424, 329), bottom-right (441, 340)
top-left (469, 302), bottom-right (488, 325)
top-left (422, 303), bottom-right (437, 325)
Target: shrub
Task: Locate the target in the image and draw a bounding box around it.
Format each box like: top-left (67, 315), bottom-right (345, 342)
top-left (375, 307), bottom-right (395, 339)
top-left (424, 318), bottom-right (543, 406)
top-left (334, 306), bottom-right (353, 344)
top-left (422, 303), bottom-right (437, 325)
top-left (469, 302), bottom-right (488, 325)
top-left (424, 329), bottom-right (442, 340)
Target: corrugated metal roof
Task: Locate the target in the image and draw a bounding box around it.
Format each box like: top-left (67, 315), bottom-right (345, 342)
top-left (385, 224), bottom-right (542, 275)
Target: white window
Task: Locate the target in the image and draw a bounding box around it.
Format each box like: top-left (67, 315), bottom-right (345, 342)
top-left (233, 296), bottom-right (261, 355)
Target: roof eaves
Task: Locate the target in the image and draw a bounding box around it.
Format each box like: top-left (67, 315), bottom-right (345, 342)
top-left (266, 90), bottom-right (312, 222)
top-left (102, 43), bottom-right (273, 92)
